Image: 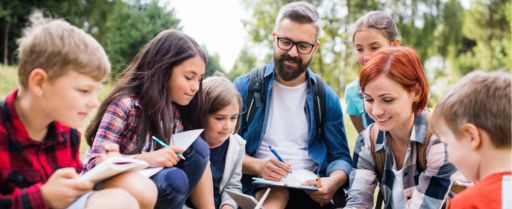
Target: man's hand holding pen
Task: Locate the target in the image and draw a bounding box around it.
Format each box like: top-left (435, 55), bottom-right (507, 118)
top-left (257, 145), bottom-right (292, 181)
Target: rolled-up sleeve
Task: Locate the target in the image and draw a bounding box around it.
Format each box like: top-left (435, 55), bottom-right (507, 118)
top-left (324, 88), bottom-right (352, 177)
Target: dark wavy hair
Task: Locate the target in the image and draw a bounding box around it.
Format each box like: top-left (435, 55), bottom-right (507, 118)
top-left (85, 29), bottom-right (206, 149)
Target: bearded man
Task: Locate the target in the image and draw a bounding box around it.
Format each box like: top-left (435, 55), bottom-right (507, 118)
top-left (233, 2), bottom-right (352, 209)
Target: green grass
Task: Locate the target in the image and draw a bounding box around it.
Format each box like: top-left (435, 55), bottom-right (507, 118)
top-left (0, 65), bottom-right (358, 159)
top-left (0, 65), bottom-right (19, 99)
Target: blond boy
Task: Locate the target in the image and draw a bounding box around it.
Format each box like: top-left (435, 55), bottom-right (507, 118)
top-left (0, 15), bottom-right (156, 209)
top-left (432, 71), bottom-right (511, 209)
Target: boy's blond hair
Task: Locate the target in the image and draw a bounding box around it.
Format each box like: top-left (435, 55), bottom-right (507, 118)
top-left (432, 71), bottom-right (511, 148)
top-left (17, 12), bottom-right (110, 88)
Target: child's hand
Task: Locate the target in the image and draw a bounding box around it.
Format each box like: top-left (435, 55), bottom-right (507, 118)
top-left (97, 143), bottom-right (121, 164)
top-left (258, 158), bottom-right (292, 181)
top-left (135, 146), bottom-right (185, 167)
top-left (41, 168), bottom-right (93, 209)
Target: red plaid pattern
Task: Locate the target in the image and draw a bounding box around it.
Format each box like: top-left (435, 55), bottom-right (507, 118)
top-left (0, 90), bottom-right (82, 209)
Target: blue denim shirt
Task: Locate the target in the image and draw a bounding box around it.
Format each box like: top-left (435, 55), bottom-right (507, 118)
top-left (233, 61), bottom-right (352, 179)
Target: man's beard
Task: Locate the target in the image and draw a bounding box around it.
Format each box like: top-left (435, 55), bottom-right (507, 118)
top-left (274, 53), bottom-right (311, 81)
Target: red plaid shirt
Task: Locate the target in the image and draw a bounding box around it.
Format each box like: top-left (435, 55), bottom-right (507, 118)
top-left (0, 90), bottom-right (82, 209)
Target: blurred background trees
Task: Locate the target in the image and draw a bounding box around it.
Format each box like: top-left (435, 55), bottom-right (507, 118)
top-left (0, 0), bottom-right (224, 76)
top-left (1, 0), bottom-right (510, 102)
top-left (230, 0), bottom-right (511, 104)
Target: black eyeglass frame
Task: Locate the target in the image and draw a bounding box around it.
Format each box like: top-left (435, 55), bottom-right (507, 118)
top-left (276, 36), bottom-right (316, 54)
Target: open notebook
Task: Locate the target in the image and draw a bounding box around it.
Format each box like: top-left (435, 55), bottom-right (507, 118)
top-left (138, 129), bottom-right (204, 177)
top-left (80, 156), bottom-right (148, 183)
top-left (226, 188), bottom-right (270, 209)
top-left (252, 169), bottom-right (319, 191)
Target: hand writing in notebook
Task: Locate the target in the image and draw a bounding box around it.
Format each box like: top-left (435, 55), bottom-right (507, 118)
top-left (134, 143), bottom-right (185, 167)
top-left (97, 142), bottom-right (121, 164)
top-left (258, 145), bottom-right (292, 181)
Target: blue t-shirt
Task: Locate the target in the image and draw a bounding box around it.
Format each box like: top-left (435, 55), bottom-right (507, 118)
top-left (345, 79), bottom-right (367, 126)
top-left (210, 139), bottom-right (230, 209)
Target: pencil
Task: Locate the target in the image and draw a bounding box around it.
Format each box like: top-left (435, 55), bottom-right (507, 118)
top-left (151, 136), bottom-right (186, 160)
top-left (316, 173), bottom-right (324, 206)
top-left (316, 174), bottom-right (323, 188)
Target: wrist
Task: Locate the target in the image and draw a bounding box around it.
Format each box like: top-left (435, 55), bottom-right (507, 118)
top-left (256, 159), bottom-right (266, 176)
top-left (328, 170), bottom-right (347, 188)
top-left (40, 183), bottom-right (52, 208)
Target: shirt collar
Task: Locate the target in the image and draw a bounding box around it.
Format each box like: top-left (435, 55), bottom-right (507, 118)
top-left (3, 89), bottom-right (67, 146)
top-left (374, 111), bottom-right (429, 151)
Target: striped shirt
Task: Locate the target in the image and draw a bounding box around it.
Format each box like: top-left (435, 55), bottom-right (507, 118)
top-left (83, 95), bottom-right (183, 171)
top-left (346, 111), bottom-right (457, 209)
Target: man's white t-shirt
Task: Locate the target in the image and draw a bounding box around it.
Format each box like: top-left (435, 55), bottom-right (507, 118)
top-left (254, 80), bottom-right (317, 171)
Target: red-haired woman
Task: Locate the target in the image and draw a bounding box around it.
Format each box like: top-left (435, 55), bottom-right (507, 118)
top-left (345, 47), bottom-right (456, 209)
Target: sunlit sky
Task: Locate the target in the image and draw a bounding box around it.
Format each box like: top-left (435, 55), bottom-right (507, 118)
top-left (170, 0), bottom-right (473, 72)
top-left (170, 0), bottom-right (249, 72)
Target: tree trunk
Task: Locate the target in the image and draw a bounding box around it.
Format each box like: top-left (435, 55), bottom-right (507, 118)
top-left (3, 22), bottom-right (9, 65)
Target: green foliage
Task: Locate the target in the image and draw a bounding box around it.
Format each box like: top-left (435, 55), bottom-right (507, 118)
top-left (103, 1), bottom-right (181, 75)
top-left (234, 0), bottom-right (511, 101)
top-left (229, 46), bottom-right (257, 80)
top-left (204, 49), bottom-right (225, 77)
top-left (457, 0), bottom-right (511, 73)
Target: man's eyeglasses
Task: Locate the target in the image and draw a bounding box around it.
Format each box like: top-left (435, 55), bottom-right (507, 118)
top-left (276, 36), bottom-right (316, 54)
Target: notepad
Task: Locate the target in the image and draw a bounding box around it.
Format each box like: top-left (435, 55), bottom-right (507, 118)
top-left (171, 129), bottom-right (203, 150)
top-left (81, 156), bottom-right (149, 183)
top-left (137, 129), bottom-right (204, 177)
top-left (226, 189), bottom-right (269, 209)
top-left (252, 169), bottom-right (319, 191)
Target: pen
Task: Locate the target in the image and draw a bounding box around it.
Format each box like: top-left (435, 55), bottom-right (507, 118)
top-left (316, 173), bottom-right (323, 188)
top-left (152, 136), bottom-right (186, 160)
top-left (268, 145), bottom-right (285, 163)
top-left (316, 173), bottom-right (323, 206)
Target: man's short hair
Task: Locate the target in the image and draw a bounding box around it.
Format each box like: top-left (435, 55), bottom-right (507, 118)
top-left (274, 1), bottom-right (322, 39)
top-left (432, 71), bottom-right (511, 149)
top-left (17, 12), bottom-right (110, 88)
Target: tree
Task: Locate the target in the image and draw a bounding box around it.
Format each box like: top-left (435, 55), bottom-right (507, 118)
top-left (204, 48), bottom-right (225, 77)
top-left (456, 0), bottom-right (511, 73)
top-left (229, 46), bottom-right (257, 80)
top-left (103, 0), bottom-right (181, 75)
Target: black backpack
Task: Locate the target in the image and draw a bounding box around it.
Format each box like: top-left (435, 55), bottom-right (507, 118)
top-left (240, 66), bottom-right (327, 139)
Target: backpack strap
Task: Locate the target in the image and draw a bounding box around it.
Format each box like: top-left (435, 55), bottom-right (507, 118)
top-left (416, 136), bottom-right (429, 172)
top-left (369, 124), bottom-right (386, 180)
top-left (311, 74), bottom-right (326, 139)
top-left (416, 111), bottom-right (432, 172)
top-left (369, 125), bottom-right (386, 209)
top-left (241, 67), bottom-right (265, 135)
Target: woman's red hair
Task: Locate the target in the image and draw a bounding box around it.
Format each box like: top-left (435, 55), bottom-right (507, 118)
top-left (359, 46), bottom-right (429, 113)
